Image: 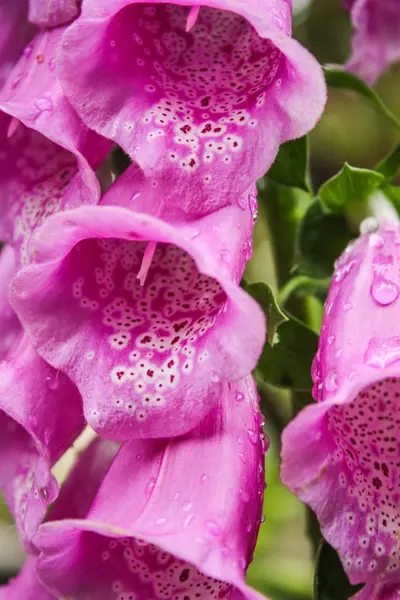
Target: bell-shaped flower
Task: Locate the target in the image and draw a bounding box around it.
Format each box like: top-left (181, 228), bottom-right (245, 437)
top-left (345, 0), bottom-right (400, 84)
top-left (0, 0), bottom-right (35, 90)
top-left (353, 580), bottom-right (400, 600)
top-left (57, 0), bottom-right (326, 214)
top-left (10, 167), bottom-right (265, 440)
top-left (0, 28), bottom-right (111, 262)
top-left (32, 377), bottom-right (268, 600)
top-left (281, 221), bottom-right (400, 593)
top-left (29, 0), bottom-right (79, 28)
top-left (1, 437), bottom-right (119, 599)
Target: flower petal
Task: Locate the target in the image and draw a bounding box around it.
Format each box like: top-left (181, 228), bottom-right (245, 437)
top-left (0, 28), bottom-right (110, 235)
top-left (346, 0), bottom-right (400, 84)
top-left (28, 0), bottom-right (79, 28)
top-left (0, 334), bottom-right (84, 549)
top-left (0, 0), bottom-right (35, 90)
top-left (0, 557), bottom-right (56, 600)
top-left (10, 174), bottom-right (265, 439)
top-left (57, 0), bottom-right (326, 214)
top-left (34, 377), bottom-right (268, 600)
top-left (0, 246), bottom-right (21, 360)
top-left (282, 222), bottom-right (400, 589)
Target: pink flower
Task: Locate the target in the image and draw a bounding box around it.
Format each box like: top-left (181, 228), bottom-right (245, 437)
top-left (28, 0), bottom-right (79, 28)
top-left (10, 166), bottom-right (265, 440)
top-left (31, 377), bottom-right (267, 600)
top-left (345, 0), bottom-right (400, 84)
top-left (56, 0), bottom-right (326, 214)
top-left (281, 222), bottom-right (400, 592)
top-left (0, 246), bottom-right (84, 551)
top-left (0, 28), bottom-right (111, 267)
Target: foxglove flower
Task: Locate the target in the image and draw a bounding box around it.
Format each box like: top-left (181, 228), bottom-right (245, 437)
top-left (0, 1), bottom-right (34, 89)
top-left (0, 246), bottom-right (84, 550)
top-left (29, 0), bottom-right (79, 28)
top-left (345, 0), bottom-right (400, 84)
top-left (57, 0), bottom-right (326, 214)
top-left (1, 437), bottom-right (120, 599)
top-left (33, 377), bottom-right (268, 600)
top-left (281, 222), bottom-right (400, 594)
top-left (10, 168), bottom-right (265, 440)
top-left (0, 28), bottom-right (110, 263)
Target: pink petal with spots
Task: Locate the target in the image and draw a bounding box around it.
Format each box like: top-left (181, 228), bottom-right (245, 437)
top-left (10, 176), bottom-right (265, 440)
top-left (353, 580), bottom-right (400, 600)
top-left (57, 0), bottom-right (326, 214)
top-left (29, 0), bottom-right (79, 27)
top-left (345, 0), bottom-right (400, 84)
top-left (34, 377), bottom-right (269, 600)
top-left (0, 246), bottom-right (21, 360)
top-left (281, 222), bottom-right (400, 589)
top-left (0, 557), bottom-right (56, 600)
top-left (0, 334), bottom-right (84, 550)
top-left (0, 28), bottom-right (110, 218)
top-left (0, 0), bottom-right (35, 90)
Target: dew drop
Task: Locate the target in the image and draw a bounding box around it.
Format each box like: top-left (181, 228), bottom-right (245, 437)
top-left (237, 196), bottom-right (247, 211)
top-left (247, 429), bottom-right (258, 445)
top-left (34, 97), bottom-right (53, 113)
top-left (370, 275), bottom-right (399, 306)
top-left (235, 391), bottom-right (244, 402)
top-left (205, 520), bottom-right (222, 536)
top-left (364, 336), bottom-right (400, 369)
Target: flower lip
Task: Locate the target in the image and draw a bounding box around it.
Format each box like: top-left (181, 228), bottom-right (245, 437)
top-left (10, 204), bottom-right (265, 439)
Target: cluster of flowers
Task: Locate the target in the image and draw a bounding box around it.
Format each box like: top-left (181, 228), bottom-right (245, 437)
top-left (0, 0), bottom-right (398, 598)
top-left (0, 1), bottom-right (326, 598)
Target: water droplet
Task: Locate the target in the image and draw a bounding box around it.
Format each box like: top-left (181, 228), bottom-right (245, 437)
top-left (145, 478), bottom-right (156, 495)
top-left (11, 75), bottom-right (22, 89)
top-left (236, 436), bottom-right (243, 445)
top-left (364, 336), bottom-right (400, 369)
top-left (370, 275), bottom-right (399, 306)
top-left (247, 429), bottom-right (258, 445)
top-left (248, 194), bottom-right (258, 223)
top-left (46, 371), bottom-right (59, 390)
top-left (34, 97), bottom-right (53, 113)
top-left (23, 45), bottom-right (32, 58)
top-left (260, 433), bottom-right (269, 455)
top-left (324, 371), bottom-right (338, 393)
top-left (327, 335), bottom-right (336, 346)
top-left (205, 520), bottom-right (222, 536)
top-left (334, 260), bottom-right (356, 283)
top-left (343, 302), bottom-right (353, 312)
top-left (260, 514), bottom-right (266, 524)
top-left (40, 487), bottom-right (48, 501)
top-left (182, 500), bottom-right (192, 512)
top-left (173, 491), bottom-right (180, 500)
top-left (243, 238), bottom-right (253, 261)
top-left (238, 452), bottom-right (246, 464)
top-left (155, 517), bottom-right (167, 527)
top-left (237, 195), bottom-right (247, 211)
top-left (220, 249), bottom-right (231, 264)
top-left (201, 473), bottom-right (207, 483)
top-left (48, 57), bottom-right (56, 71)
top-left (235, 391), bottom-right (244, 402)
top-left (184, 514), bottom-right (194, 527)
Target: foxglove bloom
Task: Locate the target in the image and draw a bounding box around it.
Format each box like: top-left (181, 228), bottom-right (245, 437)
top-left (29, 0), bottom-right (79, 28)
top-left (1, 437), bottom-right (120, 599)
top-left (33, 377), bottom-right (267, 600)
top-left (282, 222), bottom-right (400, 595)
top-left (345, 0), bottom-right (400, 84)
top-left (0, 28), bottom-right (110, 263)
top-left (0, 246), bottom-right (20, 359)
top-left (57, 0), bottom-right (326, 214)
top-left (10, 167), bottom-right (265, 439)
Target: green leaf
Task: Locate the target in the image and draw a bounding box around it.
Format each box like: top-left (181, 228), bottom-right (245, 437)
top-left (376, 143), bottom-right (400, 181)
top-left (244, 281), bottom-right (288, 345)
top-left (278, 276), bottom-right (331, 306)
top-left (255, 313), bottom-right (318, 391)
top-left (323, 66), bottom-right (400, 130)
top-left (295, 200), bottom-right (354, 278)
top-left (314, 541), bottom-right (363, 600)
top-left (318, 163), bottom-right (385, 213)
top-left (267, 136), bottom-right (311, 192)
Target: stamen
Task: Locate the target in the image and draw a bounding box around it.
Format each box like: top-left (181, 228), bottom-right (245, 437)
top-left (7, 117), bottom-right (21, 139)
top-left (137, 241), bottom-right (157, 286)
top-left (186, 5), bottom-right (200, 32)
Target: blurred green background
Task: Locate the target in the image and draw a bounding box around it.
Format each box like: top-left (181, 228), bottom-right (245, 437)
top-left (1, 0), bottom-right (400, 595)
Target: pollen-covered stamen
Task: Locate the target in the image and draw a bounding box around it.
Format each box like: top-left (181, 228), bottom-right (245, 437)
top-left (6, 117), bottom-right (21, 139)
top-left (137, 241), bottom-right (157, 287)
top-left (186, 5), bottom-right (200, 32)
